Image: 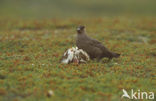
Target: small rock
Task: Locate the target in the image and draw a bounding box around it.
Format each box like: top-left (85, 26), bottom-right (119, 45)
top-left (47, 90), bottom-right (54, 97)
top-left (42, 64), bottom-right (45, 66)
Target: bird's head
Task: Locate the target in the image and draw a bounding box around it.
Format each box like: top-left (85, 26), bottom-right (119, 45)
top-left (77, 25), bottom-right (85, 34)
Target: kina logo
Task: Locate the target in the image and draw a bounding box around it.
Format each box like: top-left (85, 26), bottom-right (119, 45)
top-left (121, 89), bottom-right (154, 100)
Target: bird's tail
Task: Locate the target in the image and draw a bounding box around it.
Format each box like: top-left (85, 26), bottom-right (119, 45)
top-left (112, 52), bottom-right (120, 58)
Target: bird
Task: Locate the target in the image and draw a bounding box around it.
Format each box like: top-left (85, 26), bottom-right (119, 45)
top-left (121, 89), bottom-right (130, 99)
top-left (60, 47), bottom-right (90, 64)
top-left (76, 25), bottom-right (120, 61)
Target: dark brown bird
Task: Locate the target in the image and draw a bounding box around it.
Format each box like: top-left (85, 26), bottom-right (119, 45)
top-left (76, 25), bottom-right (120, 61)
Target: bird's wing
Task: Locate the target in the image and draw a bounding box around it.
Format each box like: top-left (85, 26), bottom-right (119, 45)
top-left (87, 38), bottom-right (108, 51)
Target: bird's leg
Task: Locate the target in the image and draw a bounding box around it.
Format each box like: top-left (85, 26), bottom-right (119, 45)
top-left (108, 57), bottom-right (112, 62)
top-left (96, 56), bottom-right (102, 62)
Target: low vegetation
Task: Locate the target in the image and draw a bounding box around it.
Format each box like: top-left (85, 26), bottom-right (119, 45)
top-left (0, 17), bottom-right (155, 101)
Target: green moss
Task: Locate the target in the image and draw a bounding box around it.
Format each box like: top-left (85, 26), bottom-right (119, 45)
top-left (0, 17), bottom-right (155, 101)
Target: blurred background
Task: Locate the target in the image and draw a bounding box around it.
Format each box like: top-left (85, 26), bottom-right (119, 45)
top-left (0, 0), bottom-right (156, 18)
